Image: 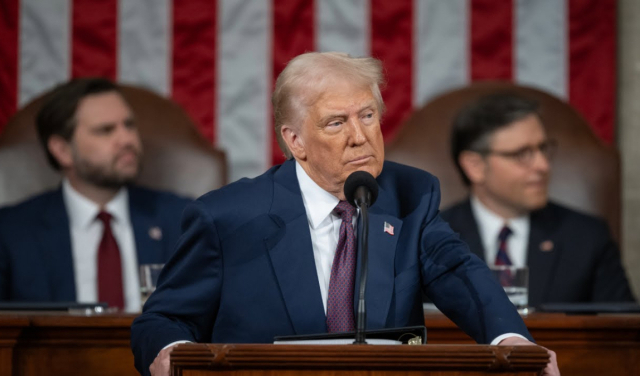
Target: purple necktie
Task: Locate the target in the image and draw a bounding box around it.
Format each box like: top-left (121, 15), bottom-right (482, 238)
top-left (326, 201), bottom-right (357, 333)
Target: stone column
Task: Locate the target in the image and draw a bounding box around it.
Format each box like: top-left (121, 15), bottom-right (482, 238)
top-left (618, 0), bottom-right (640, 298)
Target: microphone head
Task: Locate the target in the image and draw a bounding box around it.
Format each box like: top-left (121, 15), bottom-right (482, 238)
top-left (344, 171), bottom-right (379, 208)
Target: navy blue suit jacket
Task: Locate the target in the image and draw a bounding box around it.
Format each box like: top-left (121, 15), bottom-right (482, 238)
top-left (0, 185), bottom-right (191, 301)
top-left (441, 199), bottom-right (635, 308)
top-left (131, 160), bottom-right (531, 375)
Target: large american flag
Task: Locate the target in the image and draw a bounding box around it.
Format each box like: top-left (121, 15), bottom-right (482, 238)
top-left (0, 0), bottom-right (616, 183)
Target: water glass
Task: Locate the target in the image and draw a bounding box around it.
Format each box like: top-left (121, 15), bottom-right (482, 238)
top-left (490, 265), bottom-right (530, 314)
top-left (139, 264), bottom-right (164, 307)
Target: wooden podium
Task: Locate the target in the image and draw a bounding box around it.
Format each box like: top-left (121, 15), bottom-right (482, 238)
top-left (169, 343), bottom-right (549, 376)
top-left (3, 312), bottom-right (640, 375)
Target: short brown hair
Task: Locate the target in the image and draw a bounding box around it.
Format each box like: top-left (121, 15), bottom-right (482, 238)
top-left (451, 93), bottom-right (540, 185)
top-left (36, 77), bottom-right (122, 170)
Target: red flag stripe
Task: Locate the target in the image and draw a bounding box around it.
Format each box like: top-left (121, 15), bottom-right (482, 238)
top-left (0, 1), bottom-right (620, 157)
top-left (72, 0), bottom-right (118, 79)
top-left (0, 0), bottom-right (19, 132)
top-left (172, 0), bottom-right (217, 143)
top-left (568, 0), bottom-right (616, 144)
top-left (470, 0), bottom-right (514, 81)
top-left (271, 0), bottom-right (315, 166)
top-left (370, 0), bottom-right (413, 141)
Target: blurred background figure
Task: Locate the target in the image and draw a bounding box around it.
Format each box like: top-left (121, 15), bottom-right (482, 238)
top-left (441, 93), bottom-right (635, 308)
top-left (0, 78), bottom-right (191, 312)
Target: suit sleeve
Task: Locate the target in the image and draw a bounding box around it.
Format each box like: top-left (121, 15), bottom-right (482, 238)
top-left (591, 222), bottom-right (636, 302)
top-left (130, 199), bottom-right (223, 375)
top-left (418, 177), bottom-right (533, 343)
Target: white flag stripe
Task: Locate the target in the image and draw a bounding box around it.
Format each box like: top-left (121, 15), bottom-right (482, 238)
top-left (515, 0), bottom-right (567, 99)
top-left (316, 0), bottom-right (369, 57)
top-left (217, 0), bottom-right (272, 182)
top-left (413, 0), bottom-right (468, 107)
top-left (5, 0), bottom-right (615, 181)
top-left (19, 0), bottom-right (70, 106)
top-left (118, 0), bottom-right (171, 96)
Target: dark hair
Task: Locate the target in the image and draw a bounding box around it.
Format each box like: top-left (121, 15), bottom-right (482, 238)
top-left (451, 93), bottom-right (540, 185)
top-left (36, 77), bottom-right (121, 170)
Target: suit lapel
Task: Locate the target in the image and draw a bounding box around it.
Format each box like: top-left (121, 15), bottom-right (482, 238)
top-left (265, 161), bottom-right (327, 335)
top-left (36, 189), bottom-right (76, 301)
top-left (360, 185), bottom-right (402, 329)
top-left (456, 200), bottom-right (486, 261)
top-left (128, 187), bottom-right (164, 265)
top-left (526, 206), bottom-right (560, 307)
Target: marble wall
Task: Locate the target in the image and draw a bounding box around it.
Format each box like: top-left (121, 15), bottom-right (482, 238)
top-left (618, 0), bottom-right (640, 298)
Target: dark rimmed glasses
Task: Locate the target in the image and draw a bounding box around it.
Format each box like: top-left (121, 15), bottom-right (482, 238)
top-left (478, 139), bottom-right (557, 166)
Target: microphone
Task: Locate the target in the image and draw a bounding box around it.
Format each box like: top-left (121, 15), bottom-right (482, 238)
top-left (344, 171), bottom-right (379, 209)
top-left (344, 171), bottom-right (378, 344)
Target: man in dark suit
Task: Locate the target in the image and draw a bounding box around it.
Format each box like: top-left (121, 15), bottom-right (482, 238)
top-left (0, 78), bottom-right (190, 312)
top-left (441, 93), bottom-right (635, 308)
top-left (131, 53), bottom-right (559, 376)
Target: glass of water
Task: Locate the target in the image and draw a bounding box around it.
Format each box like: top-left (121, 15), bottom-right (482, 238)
top-left (139, 264), bottom-right (164, 308)
top-left (490, 265), bottom-right (530, 314)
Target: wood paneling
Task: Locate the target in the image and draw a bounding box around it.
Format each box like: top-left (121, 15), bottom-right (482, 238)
top-left (170, 343), bottom-right (548, 376)
top-left (1, 312), bottom-right (639, 376)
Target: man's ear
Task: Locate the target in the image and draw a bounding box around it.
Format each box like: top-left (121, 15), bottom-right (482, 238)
top-left (281, 124), bottom-right (306, 161)
top-left (47, 135), bottom-right (74, 169)
top-left (459, 150), bottom-right (487, 185)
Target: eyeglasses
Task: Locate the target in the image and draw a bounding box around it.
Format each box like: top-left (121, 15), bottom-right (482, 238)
top-left (478, 140), bottom-right (557, 166)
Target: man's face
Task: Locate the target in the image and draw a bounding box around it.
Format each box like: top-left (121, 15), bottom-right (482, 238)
top-left (284, 81), bottom-right (385, 199)
top-left (67, 91), bottom-right (143, 188)
top-left (471, 114), bottom-right (551, 218)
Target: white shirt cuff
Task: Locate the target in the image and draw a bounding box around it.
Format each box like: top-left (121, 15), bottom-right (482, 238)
top-left (161, 340), bottom-right (192, 353)
top-left (490, 333), bottom-right (528, 345)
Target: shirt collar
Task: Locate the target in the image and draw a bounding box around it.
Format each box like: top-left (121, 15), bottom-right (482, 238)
top-left (62, 179), bottom-right (130, 229)
top-left (470, 195), bottom-right (529, 240)
top-left (296, 161), bottom-right (340, 229)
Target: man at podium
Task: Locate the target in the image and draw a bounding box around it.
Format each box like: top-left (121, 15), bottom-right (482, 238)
top-left (131, 52), bottom-right (559, 376)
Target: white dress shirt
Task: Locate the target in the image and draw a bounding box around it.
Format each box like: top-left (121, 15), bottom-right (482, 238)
top-left (296, 162), bottom-right (357, 314)
top-left (62, 179), bottom-right (141, 312)
top-left (470, 196), bottom-right (530, 267)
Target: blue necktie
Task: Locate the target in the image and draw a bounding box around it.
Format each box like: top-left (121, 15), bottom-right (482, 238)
top-left (494, 225), bottom-right (513, 266)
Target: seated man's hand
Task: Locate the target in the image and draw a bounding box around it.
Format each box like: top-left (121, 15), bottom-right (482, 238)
top-left (150, 344), bottom-right (179, 376)
top-left (499, 336), bottom-right (560, 376)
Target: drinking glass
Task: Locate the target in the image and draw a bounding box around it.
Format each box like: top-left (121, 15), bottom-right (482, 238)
top-left (490, 265), bottom-right (530, 314)
top-left (139, 264), bottom-right (164, 308)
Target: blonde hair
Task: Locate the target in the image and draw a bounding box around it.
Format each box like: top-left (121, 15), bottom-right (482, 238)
top-left (272, 52), bottom-right (386, 159)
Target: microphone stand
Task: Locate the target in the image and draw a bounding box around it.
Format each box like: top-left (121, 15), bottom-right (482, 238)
top-left (354, 189), bottom-right (370, 344)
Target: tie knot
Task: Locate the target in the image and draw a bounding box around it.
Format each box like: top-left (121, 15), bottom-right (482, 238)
top-left (498, 225), bottom-right (512, 242)
top-left (97, 211), bottom-right (112, 224)
top-left (334, 201), bottom-right (356, 223)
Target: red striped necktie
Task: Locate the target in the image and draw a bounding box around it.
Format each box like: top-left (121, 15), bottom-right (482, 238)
top-left (494, 225), bottom-right (513, 266)
top-left (494, 225), bottom-right (514, 286)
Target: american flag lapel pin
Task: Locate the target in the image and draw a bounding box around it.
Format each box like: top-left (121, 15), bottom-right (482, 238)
top-left (384, 221), bottom-right (394, 235)
top-left (148, 226), bottom-right (163, 241)
top-left (539, 240), bottom-right (554, 252)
